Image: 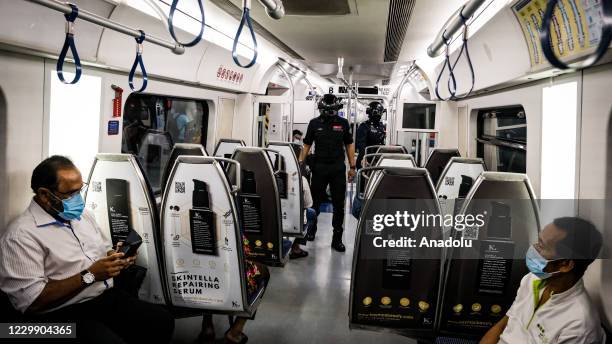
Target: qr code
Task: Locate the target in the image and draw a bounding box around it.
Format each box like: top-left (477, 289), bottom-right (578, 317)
top-left (462, 225), bottom-right (479, 240)
top-left (92, 182), bottom-right (102, 192)
top-left (175, 182), bottom-right (185, 194)
top-left (444, 176), bottom-right (455, 186)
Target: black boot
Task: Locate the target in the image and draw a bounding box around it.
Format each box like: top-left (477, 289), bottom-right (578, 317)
top-left (331, 233), bottom-right (346, 252)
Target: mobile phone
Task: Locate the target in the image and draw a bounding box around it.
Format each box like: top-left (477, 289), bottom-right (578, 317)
top-left (118, 229), bottom-right (143, 258)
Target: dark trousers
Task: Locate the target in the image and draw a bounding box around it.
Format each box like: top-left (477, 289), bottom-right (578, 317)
top-left (30, 288), bottom-right (174, 344)
top-left (311, 161), bottom-right (347, 238)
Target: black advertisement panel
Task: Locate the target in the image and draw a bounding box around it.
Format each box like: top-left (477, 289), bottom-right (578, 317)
top-left (106, 178), bottom-right (131, 244)
top-left (240, 194), bottom-right (263, 235)
top-left (189, 209), bottom-right (217, 255)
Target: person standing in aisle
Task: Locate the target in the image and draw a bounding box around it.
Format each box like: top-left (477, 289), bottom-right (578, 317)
top-left (356, 101), bottom-right (386, 169)
top-left (298, 94), bottom-right (356, 252)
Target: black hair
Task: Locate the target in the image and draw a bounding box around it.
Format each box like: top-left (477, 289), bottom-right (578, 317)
top-left (293, 129), bottom-right (303, 137)
top-left (31, 155), bottom-right (76, 193)
top-left (553, 217), bottom-right (603, 278)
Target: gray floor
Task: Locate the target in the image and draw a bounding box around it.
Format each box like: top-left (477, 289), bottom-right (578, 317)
top-left (172, 198), bottom-right (415, 344)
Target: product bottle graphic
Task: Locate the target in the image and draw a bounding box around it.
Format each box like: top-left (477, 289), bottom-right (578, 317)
top-left (189, 179), bottom-right (217, 255)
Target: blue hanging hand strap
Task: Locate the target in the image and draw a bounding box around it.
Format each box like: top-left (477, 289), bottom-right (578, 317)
top-left (168, 0), bottom-right (205, 47)
top-left (434, 33), bottom-right (457, 101)
top-left (129, 30), bottom-right (148, 92)
top-left (447, 8), bottom-right (475, 100)
top-left (540, 0), bottom-right (611, 70)
top-left (232, 5), bottom-right (258, 68)
top-left (56, 3), bottom-right (82, 84)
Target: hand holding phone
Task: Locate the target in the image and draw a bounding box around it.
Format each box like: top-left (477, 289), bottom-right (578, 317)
top-left (117, 229), bottom-right (143, 259)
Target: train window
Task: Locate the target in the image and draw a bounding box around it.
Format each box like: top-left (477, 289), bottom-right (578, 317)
top-left (402, 103), bottom-right (436, 129)
top-left (476, 106), bottom-right (526, 173)
top-left (48, 72), bottom-right (102, 178)
top-left (121, 93), bottom-right (209, 194)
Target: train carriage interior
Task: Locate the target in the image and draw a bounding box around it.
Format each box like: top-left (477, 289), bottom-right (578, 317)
top-left (0, 0), bottom-right (611, 343)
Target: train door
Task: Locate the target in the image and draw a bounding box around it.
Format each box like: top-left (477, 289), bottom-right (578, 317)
top-left (216, 98), bottom-right (236, 143)
top-left (254, 95), bottom-right (291, 146)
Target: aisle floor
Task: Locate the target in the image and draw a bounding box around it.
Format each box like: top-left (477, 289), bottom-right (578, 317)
top-left (173, 206), bottom-right (415, 343)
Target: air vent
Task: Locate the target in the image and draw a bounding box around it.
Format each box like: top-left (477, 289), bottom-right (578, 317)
top-left (284, 0), bottom-right (351, 16)
top-left (384, 0), bottom-right (415, 62)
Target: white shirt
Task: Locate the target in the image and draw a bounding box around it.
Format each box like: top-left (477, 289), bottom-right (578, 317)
top-left (302, 176), bottom-right (313, 209)
top-left (499, 273), bottom-right (605, 344)
top-left (0, 200), bottom-right (112, 313)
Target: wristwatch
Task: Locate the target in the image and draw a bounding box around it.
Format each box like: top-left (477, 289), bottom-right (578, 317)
top-left (80, 270), bottom-right (95, 286)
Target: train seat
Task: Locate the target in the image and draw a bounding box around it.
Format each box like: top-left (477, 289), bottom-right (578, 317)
top-left (438, 172), bottom-right (539, 340)
top-left (137, 130), bottom-right (174, 195)
top-left (213, 138), bottom-right (246, 158)
top-left (84, 154), bottom-right (167, 305)
top-left (229, 147), bottom-right (288, 267)
top-left (350, 167), bottom-right (443, 339)
top-left (161, 156), bottom-right (263, 317)
top-left (268, 142), bottom-right (305, 238)
top-left (161, 143), bottom-right (208, 191)
top-left (424, 149), bottom-right (461, 185)
top-left (435, 157), bottom-right (486, 218)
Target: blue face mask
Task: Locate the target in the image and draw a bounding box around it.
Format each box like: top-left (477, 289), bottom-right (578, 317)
top-left (51, 192), bottom-right (85, 221)
top-left (526, 245), bottom-right (560, 280)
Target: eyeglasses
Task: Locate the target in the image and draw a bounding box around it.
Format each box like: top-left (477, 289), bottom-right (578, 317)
top-left (52, 182), bottom-right (89, 199)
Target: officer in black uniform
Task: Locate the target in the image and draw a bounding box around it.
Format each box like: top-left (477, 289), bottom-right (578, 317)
top-left (299, 94), bottom-right (356, 252)
top-left (356, 101), bottom-right (386, 169)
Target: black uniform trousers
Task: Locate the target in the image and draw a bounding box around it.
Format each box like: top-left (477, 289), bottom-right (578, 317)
top-left (310, 160), bottom-right (347, 237)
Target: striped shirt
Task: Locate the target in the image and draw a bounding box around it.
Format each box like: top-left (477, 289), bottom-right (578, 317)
top-left (0, 200), bottom-right (113, 313)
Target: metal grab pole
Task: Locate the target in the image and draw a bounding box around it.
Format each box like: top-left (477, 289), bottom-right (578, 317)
top-left (427, 0), bottom-right (486, 58)
top-left (276, 62), bottom-right (295, 142)
top-left (25, 0), bottom-right (185, 55)
top-left (257, 0), bottom-right (285, 19)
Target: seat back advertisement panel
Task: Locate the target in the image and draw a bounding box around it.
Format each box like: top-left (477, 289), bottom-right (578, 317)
top-left (438, 177), bottom-right (539, 338)
top-left (268, 143), bottom-right (304, 237)
top-left (436, 160), bottom-right (486, 217)
top-left (350, 170), bottom-right (443, 338)
top-left (232, 148), bottom-right (285, 265)
top-left (162, 161), bottom-right (244, 312)
top-left (85, 156), bottom-right (166, 305)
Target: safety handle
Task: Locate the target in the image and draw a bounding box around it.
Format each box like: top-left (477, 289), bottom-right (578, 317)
top-left (213, 157), bottom-right (241, 194)
top-left (446, 8), bottom-right (475, 100)
top-left (56, 3), bottom-right (82, 84)
top-left (168, 0), bottom-right (205, 47)
top-left (129, 30), bottom-right (148, 92)
top-left (232, 0), bottom-right (258, 68)
top-left (356, 166), bottom-right (388, 200)
top-left (263, 148), bottom-right (283, 173)
top-left (540, 0), bottom-right (611, 70)
top-left (434, 32), bottom-right (457, 101)
top-left (362, 153), bottom-right (384, 168)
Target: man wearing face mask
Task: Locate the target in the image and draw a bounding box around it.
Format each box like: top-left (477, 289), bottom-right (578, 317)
top-left (0, 156), bottom-right (174, 343)
top-left (299, 94), bottom-right (356, 252)
top-left (480, 217), bottom-right (605, 344)
top-left (356, 101), bottom-right (386, 169)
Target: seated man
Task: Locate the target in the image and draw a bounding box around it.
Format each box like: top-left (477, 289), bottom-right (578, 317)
top-left (0, 156), bottom-right (174, 344)
top-left (481, 217), bottom-right (605, 344)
